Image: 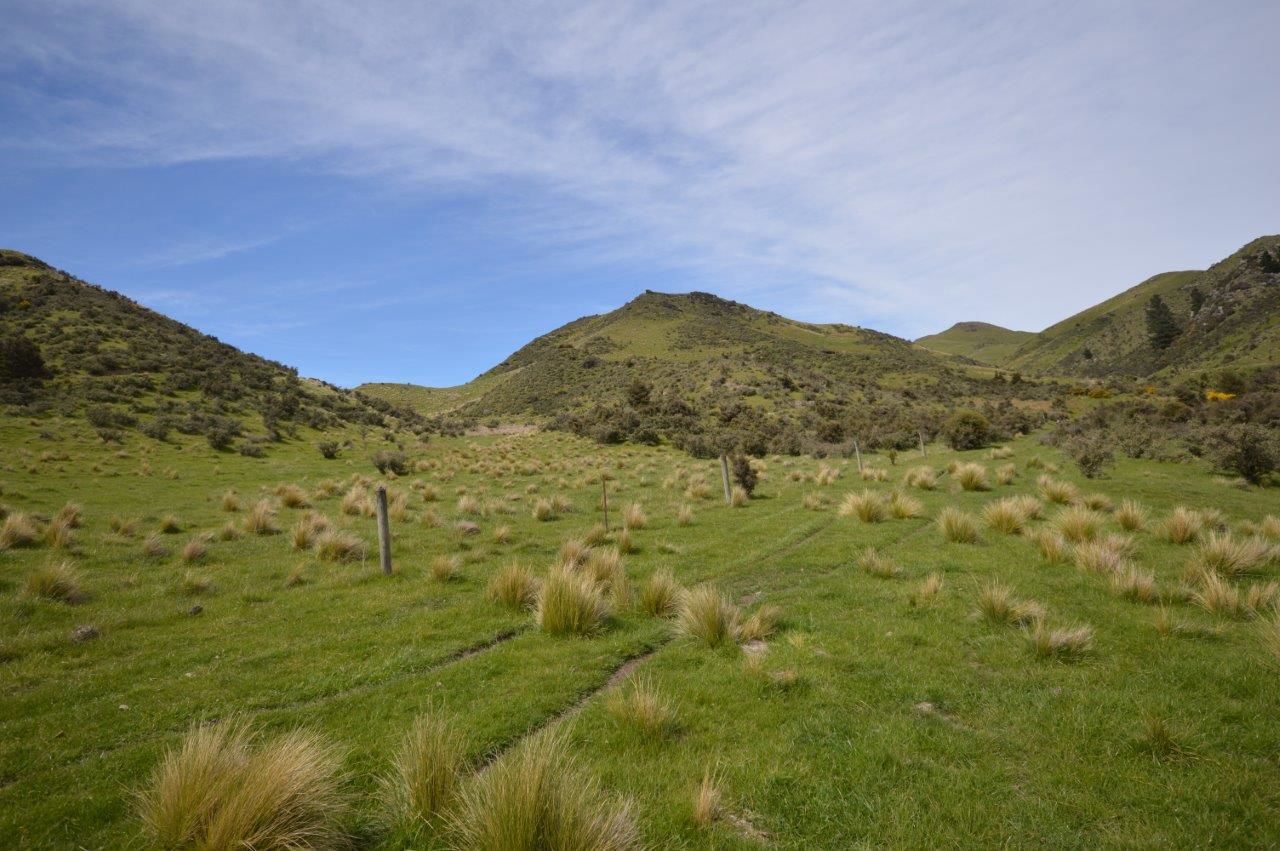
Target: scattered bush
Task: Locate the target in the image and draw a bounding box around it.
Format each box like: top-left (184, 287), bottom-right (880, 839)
top-left (372, 450), bottom-right (409, 476)
top-left (943, 409), bottom-right (990, 450)
top-left (317, 441), bottom-right (341, 460)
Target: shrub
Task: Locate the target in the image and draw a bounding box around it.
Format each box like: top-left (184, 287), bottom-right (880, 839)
top-left (839, 490), bottom-right (886, 523)
top-left (372, 450), bottom-right (409, 476)
top-left (317, 441), bottom-right (341, 460)
top-left (24, 560), bottom-right (85, 604)
top-left (136, 720), bottom-right (348, 851)
top-left (606, 676), bottom-right (678, 739)
top-left (731, 455), bottom-right (758, 496)
top-left (1065, 433), bottom-right (1115, 479)
top-left (159, 514), bottom-right (182, 534)
top-left (936, 507), bottom-right (979, 544)
top-left (450, 730), bottom-right (639, 851)
top-left (487, 562), bottom-right (538, 609)
top-left (1210, 424), bottom-right (1277, 484)
top-left (675, 586), bottom-right (739, 647)
top-left (639, 569), bottom-right (682, 618)
top-left (943, 409), bottom-right (990, 450)
top-left (536, 566), bottom-right (609, 635)
top-left (381, 711), bottom-right (467, 837)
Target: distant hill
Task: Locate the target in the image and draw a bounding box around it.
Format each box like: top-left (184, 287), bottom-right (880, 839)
top-left (1004, 236), bottom-right (1280, 378)
top-left (0, 249), bottom-right (427, 449)
top-left (914, 322), bottom-right (1035, 366)
top-left (363, 290), bottom-right (1053, 454)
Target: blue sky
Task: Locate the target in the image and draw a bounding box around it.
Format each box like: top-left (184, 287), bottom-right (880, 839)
top-left (2, 1), bottom-right (1278, 387)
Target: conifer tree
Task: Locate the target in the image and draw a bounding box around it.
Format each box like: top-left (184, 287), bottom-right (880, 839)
top-left (1145, 295), bottom-right (1179, 351)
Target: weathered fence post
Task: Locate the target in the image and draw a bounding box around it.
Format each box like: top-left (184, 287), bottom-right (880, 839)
top-left (853, 439), bottom-right (863, 474)
top-left (720, 455), bottom-right (732, 504)
top-left (918, 430), bottom-right (927, 458)
top-left (375, 485), bottom-right (392, 575)
top-left (601, 477), bottom-right (610, 532)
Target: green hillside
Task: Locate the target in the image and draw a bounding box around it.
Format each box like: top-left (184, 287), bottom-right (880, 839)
top-left (0, 249), bottom-right (428, 449)
top-left (365, 290), bottom-right (1056, 454)
top-left (1005, 236), bottom-right (1280, 378)
top-left (915, 321), bottom-right (1035, 366)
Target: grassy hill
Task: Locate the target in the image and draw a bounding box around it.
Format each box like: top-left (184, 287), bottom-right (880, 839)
top-left (363, 290), bottom-right (1056, 454)
top-left (1004, 236), bottom-right (1280, 378)
top-left (0, 249), bottom-right (429, 451)
top-left (915, 321), bottom-right (1035, 366)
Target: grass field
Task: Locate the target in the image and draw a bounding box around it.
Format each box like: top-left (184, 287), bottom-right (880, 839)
top-left (2, 417), bottom-right (1279, 848)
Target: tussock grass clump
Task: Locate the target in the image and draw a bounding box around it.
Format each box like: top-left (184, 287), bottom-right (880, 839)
top-left (994, 463), bottom-right (1017, 485)
top-left (615, 528), bottom-right (636, 554)
top-left (136, 720), bottom-right (348, 851)
top-left (430, 555), bottom-right (462, 582)
top-left (983, 497), bottom-right (1030, 534)
top-left (1115, 499), bottom-right (1148, 531)
top-left (1190, 532), bottom-right (1271, 578)
top-left (839, 490), bottom-right (886, 523)
top-left (584, 523), bottom-right (609, 546)
top-left (220, 490), bottom-right (241, 512)
top-left (159, 514), bottom-right (182, 534)
top-left (1037, 476), bottom-right (1078, 505)
top-left (1053, 505), bottom-right (1101, 544)
top-left (1030, 529), bottom-right (1069, 565)
top-left (180, 538), bottom-right (209, 564)
top-left (606, 676), bottom-right (678, 739)
top-left (978, 581), bottom-right (1046, 626)
top-left (1081, 493), bottom-right (1114, 513)
top-left (313, 531), bottom-right (365, 563)
top-left (802, 492), bottom-right (825, 511)
top-left (276, 484), bottom-right (310, 509)
top-left (0, 512), bottom-right (40, 550)
top-left (887, 491), bottom-right (923, 519)
top-left (675, 504), bottom-right (694, 526)
top-left (1160, 507), bottom-right (1204, 544)
top-left (936, 507), bottom-right (980, 544)
top-left (1256, 515), bottom-right (1280, 542)
top-left (532, 498), bottom-right (556, 522)
top-left (904, 466), bottom-right (937, 490)
top-left (1072, 539), bottom-right (1128, 575)
top-left (675, 586), bottom-right (739, 647)
top-left (860, 467), bottom-right (888, 482)
top-left (24, 560), bottom-right (85, 604)
top-left (990, 446), bottom-right (1014, 459)
top-left (1192, 572), bottom-right (1278, 620)
top-left (954, 462), bottom-right (989, 492)
top-left (1111, 566), bottom-right (1160, 603)
top-left (290, 513), bottom-right (330, 550)
top-left (693, 769), bottom-right (723, 827)
top-left (909, 572), bottom-right (944, 607)
top-left (341, 487), bottom-right (371, 517)
top-left (738, 604), bottom-right (781, 642)
top-left (457, 495), bottom-right (482, 517)
top-left (243, 500), bottom-right (279, 536)
top-left (639, 569), bottom-right (682, 618)
top-left (1027, 622), bottom-right (1093, 660)
top-left (179, 571), bottom-right (215, 597)
top-left (557, 538), bottom-right (590, 569)
top-left (492, 524), bottom-right (512, 545)
top-left (536, 566), bottom-right (609, 635)
top-left (622, 502), bottom-right (647, 530)
top-left (585, 548), bottom-right (629, 607)
top-left (382, 711), bottom-right (467, 837)
top-left (450, 729), bottom-right (639, 851)
top-left (44, 515), bottom-right (75, 549)
top-left (857, 548), bottom-right (900, 578)
top-left (54, 502), bottom-right (82, 528)
top-left (142, 533), bottom-right (170, 559)
top-left (730, 486), bottom-right (749, 507)
top-left (487, 562), bottom-right (538, 609)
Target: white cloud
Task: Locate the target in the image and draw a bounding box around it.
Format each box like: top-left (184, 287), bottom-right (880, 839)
top-left (3, 0), bottom-right (1279, 337)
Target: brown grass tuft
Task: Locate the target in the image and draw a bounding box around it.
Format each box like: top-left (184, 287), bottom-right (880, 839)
top-left (936, 507), bottom-right (980, 544)
top-left (675, 585), bottom-right (739, 647)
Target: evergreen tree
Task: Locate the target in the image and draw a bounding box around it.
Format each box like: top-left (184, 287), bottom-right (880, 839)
top-left (1188, 286), bottom-right (1205, 315)
top-left (1145, 295), bottom-right (1179, 351)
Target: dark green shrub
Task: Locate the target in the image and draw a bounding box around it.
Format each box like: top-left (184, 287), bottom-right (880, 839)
top-left (1066, 432), bottom-right (1115, 478)
top-left (731, 454), bottom-right (758, 496)
top-left (943, 409), bottom-right (990, 451)
top-left (317, 441), bottom-right (341, 459)
top-left (1211, 424), bottom-right (1276, 484)
top-left (372, 450), bottom-right (408, 475)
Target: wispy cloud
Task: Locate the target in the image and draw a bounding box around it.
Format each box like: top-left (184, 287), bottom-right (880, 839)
top-left (3, 0), bottom-right (1279, 337)
top-left (136, 234), bottom-right (283, 269)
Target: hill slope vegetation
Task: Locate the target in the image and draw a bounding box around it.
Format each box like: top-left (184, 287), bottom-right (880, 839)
top-left (915, 321), bottom-right (1035, 366)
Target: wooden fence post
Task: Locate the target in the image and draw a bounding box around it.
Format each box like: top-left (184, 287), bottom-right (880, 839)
top-left (375, 485), bottom-right (392, 575)
top-left (918, 430), bottom-right (927, 458)
top-left (720, 455), bottom-right (732, 504)
top-left (601, 477), bottom-right (610, 532)
top-left (853, 439), bottom-right (863, 474)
